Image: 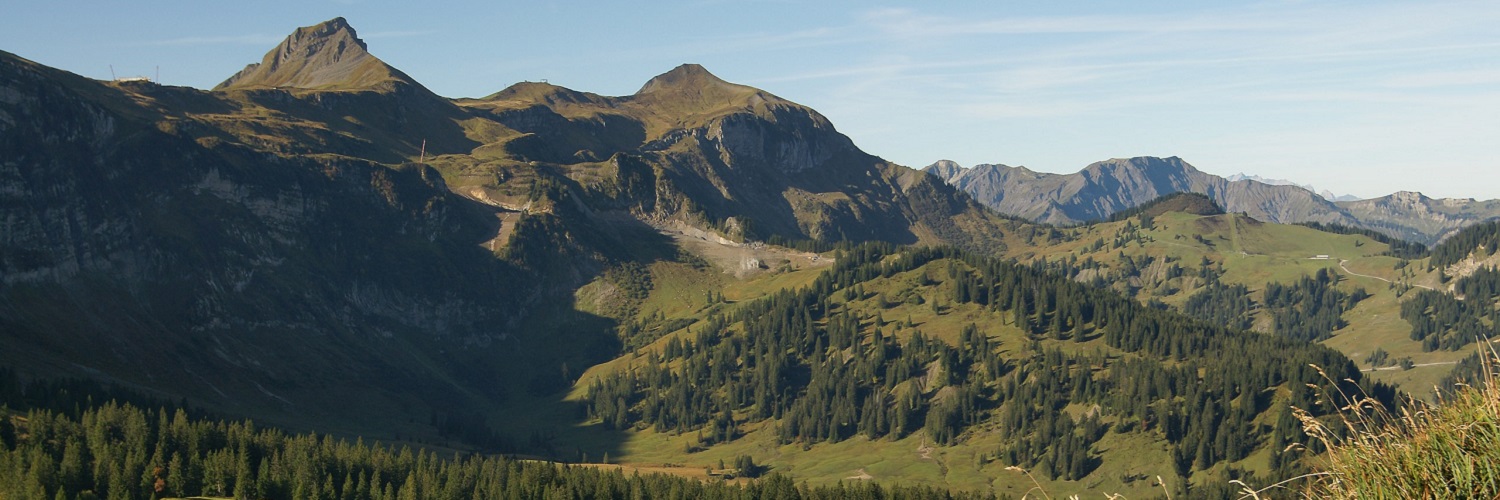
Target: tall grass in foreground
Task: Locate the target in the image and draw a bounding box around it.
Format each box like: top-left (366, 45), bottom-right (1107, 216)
top-left (1290, 344), bottom-right (1500, 498)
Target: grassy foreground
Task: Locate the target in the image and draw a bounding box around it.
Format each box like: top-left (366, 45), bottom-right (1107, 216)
top-left (1292, 346), bottom-right (1500, 498)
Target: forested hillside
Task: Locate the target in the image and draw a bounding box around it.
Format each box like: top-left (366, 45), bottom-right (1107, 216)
top-left (571, 243), bottom-right (1384, 495)
top-left (0, 402), bottom-right (990, 500)
top-left (988, 201), bottom-right (1499, 399)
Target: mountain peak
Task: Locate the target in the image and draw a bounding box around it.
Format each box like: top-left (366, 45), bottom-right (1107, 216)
top-left (214, 17), bottom-right (414, 91)
top-left (1383, 191), bottom-right (1431, 204)
top-left (625, 63), bottom-right (789, 125)
top-left (1083, 156), bottom-right (1196, 177)
top-left (322, 16), bottom-right (354, 32)
top-left (635, 64), bottom-right (738, 95)
top-left (922, 160), bottom-right (965, 179)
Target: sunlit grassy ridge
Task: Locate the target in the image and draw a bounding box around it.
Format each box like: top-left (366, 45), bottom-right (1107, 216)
top-left (1006, 208), bottom-right (1486, 399)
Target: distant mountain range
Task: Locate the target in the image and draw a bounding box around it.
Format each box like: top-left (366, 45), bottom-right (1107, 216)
top-left (924, 157), bottom-right (1500, 245)
top-left (1223, 173), bottom-right (1361, 202)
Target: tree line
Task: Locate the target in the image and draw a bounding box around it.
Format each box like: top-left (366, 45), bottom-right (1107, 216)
top-left (585, 243), bottom-right (1381, 483)
top-left (1296, 222), bottom-right (1429, 260)
top-left (1429, 220), bottom-right (1500, 269)
top-left (0, 401), bottom-right (1005, 500)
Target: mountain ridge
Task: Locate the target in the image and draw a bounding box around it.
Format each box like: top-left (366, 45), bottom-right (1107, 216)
top-left (0, 18), bottom-right (1020, 434)
top-left (925, 158), bottom-right (1500, 244)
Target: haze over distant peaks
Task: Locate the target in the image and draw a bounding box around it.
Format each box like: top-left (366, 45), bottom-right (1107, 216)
top-left (923, 159), bottom-right (966, 181)
top-left (214, 17), bottom-right (419, 91)
top-left (925, 158), bottom-right (1500, 244)
top-left (1225, 172), bottom-right (1362, 202)
top-left (1226, 172), bottom-right (1317, 193)
top-left (923, 156), bottom-right (1353, 228)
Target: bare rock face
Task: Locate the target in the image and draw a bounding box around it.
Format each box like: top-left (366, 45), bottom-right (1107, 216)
top-left (471, 62), bottom-right (997, 247)
top-left (924, 157), bottom-right (1498, 245)
top-left (923, 160), bottom-right (964, 181)
top-left (215, 17), bottom-right (416, 91)
top-left (631, 64), bottom-right (855, 174)
top-left (926, 156), bottom-right (1349, 225)
top-left (702, 104), bottom-right (851, 174)
top-left (1338, 192), bottom-right (1500, 244)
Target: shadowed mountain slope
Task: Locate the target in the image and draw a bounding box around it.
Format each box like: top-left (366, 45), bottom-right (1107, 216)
top-left (0, 19), bottom-right (1019, 440)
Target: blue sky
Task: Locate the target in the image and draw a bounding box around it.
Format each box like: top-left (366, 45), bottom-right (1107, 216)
top-left (3, 1), bottom-right (1497, 199)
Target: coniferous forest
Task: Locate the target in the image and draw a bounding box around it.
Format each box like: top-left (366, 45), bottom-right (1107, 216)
top-left (1402, 265), bottom-right (1500, 351)
top-left (1428, 220), bottom-right (1500, 269)
top-left (585, 244), bottom-right (1382, 485)
top-left (2, 242), bottom-right (1393, 498)
top-left (0, 402), bottom-right (1002, 500)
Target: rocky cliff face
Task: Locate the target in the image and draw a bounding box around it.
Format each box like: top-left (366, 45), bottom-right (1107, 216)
top-left (461, 63), bottom-right (1012, 248)
top-left (1339, 191), bottom-right (1500, 244)
top-left (924, 157), bottom-right (1495, 245)
top-left (925, 157), bottom-right (1353, 225)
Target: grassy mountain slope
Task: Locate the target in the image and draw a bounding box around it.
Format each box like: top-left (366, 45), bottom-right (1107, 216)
top-left (556, 243), bottom-right (1375, 497)
top-left (545, 199), bottom-right (1491, 493)
top-left (996, 195), bottom-right (1493, 398)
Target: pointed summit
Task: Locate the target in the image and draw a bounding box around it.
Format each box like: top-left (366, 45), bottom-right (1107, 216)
top-left (215, 17), bottom-right (418, 91)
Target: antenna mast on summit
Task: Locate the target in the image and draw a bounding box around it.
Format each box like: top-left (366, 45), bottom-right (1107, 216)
top-left (109, 65), bottom-right (116, 81)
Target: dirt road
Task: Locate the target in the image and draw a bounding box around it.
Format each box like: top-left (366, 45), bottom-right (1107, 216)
top-left (1339, 259), bottom-right (1435, 291)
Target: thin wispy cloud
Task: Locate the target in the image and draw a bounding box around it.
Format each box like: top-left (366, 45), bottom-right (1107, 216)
top-left (808, 2), bottom-right (1500, 107)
